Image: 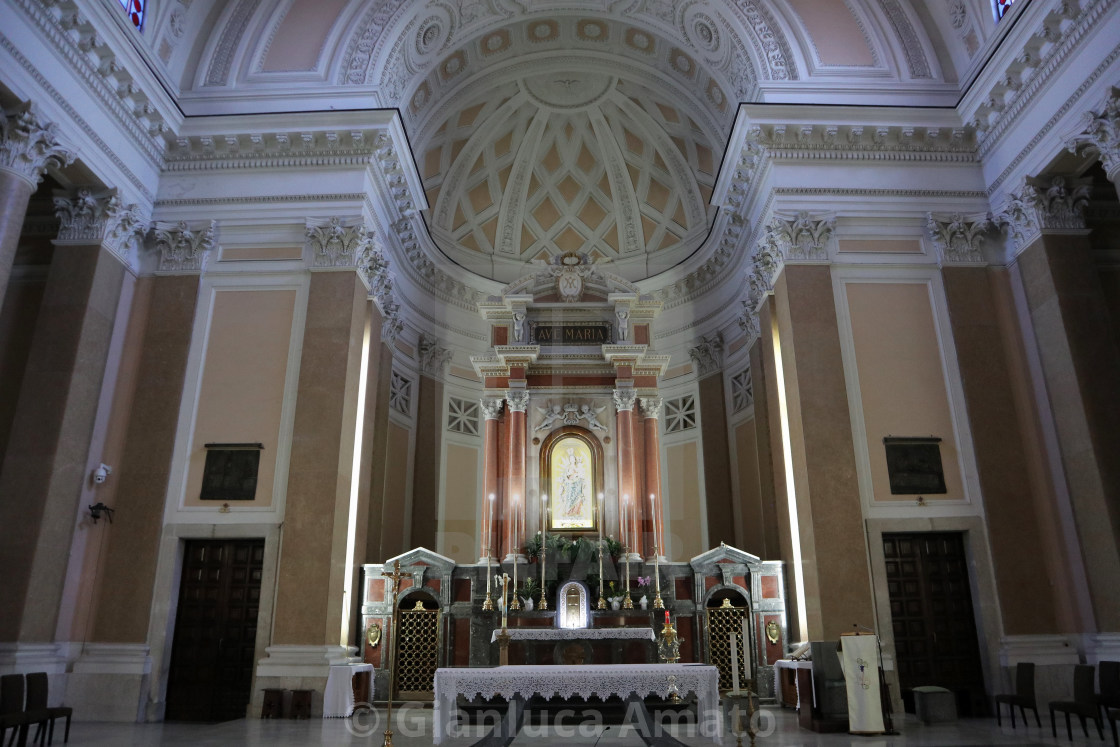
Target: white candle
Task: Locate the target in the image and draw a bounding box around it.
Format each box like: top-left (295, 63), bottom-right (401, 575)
top-left (730, 631), bottom-right (740, 694)
top-left (649, 493), bottom-right (658, 554)
top-left (623, 493), bottom-right (629, 550)
top-left (542, 493), bottom-right (548, 536)
top-left (741, 618), bottom-right (751, 688)
top-left (488, 493), bottom-right (495, 559)
top-left (598, 493), bottom-right (604, 542)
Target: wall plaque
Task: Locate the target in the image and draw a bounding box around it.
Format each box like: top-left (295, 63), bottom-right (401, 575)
top-left (883, 436), bottom-right (946, 494)
top-left (531, 322), bottom-right (611, 345)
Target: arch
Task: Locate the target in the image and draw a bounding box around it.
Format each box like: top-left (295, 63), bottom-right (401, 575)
top-left (539, 426), bottom-right (604, 533)
top-left (557, 580), bottom-right (590, 629)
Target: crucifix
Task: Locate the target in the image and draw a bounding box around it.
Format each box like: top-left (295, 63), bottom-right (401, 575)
top-left (380, 560), bottom-right (408, 747)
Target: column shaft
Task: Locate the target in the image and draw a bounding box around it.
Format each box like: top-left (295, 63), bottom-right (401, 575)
top-left (643, 413), bottom-right (665, 557)
top-left (615, 400), bottom-right (639, 554)
top-left (0, 172), bottom-right (34, 312)
top-left (504, 395), bottom-right (527, 559)
top-left (0, 244), bottom-right (125, 641)
top-left (481, 408), bottom-right (500, 560)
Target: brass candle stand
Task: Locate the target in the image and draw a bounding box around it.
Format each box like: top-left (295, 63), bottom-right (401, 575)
top-left (510, 557), bottom-right (521, 611)
top-left (657, 616), bottom-right (681, 664)
top-left (622, 548), bottom-right (633, 609)
top-left (652, 543), bottom-right (664, 610)
top-left (538, 539), bottom-right (548, 610)
top-left (727, 680), bottom-right (758, 747)
top-left (482, 546), bottom-right (494, 611)
top-left (596, 537), bottom-right (607, 610)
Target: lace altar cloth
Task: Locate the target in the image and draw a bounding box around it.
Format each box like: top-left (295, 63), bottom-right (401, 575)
top-left (433, 664), bottom-right (722, 743)
top-left (490, 627), bottom-right (655, 643)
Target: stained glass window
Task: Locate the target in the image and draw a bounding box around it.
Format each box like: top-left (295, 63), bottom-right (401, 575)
top-left (118, 0), bottom-right (144, 29)
top-left (995, 0), bottom-right (1017, 19)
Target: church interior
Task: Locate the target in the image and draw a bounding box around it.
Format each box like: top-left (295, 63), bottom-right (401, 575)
top-left (2, 0), bottom-right (1120, 742)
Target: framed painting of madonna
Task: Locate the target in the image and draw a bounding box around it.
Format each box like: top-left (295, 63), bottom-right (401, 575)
top-left (540, 426), bottom-right (603, 532)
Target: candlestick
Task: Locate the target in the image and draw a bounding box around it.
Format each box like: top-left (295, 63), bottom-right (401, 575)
top-left (622, 541), bottom-right (633, 609)
top-left (482, 545), bottom-right (494, 611)
top-left (652, 543), bottom-right (664, 610)
top-left (539, 494), bottom-right (548, 610)
top-left (510, 555), bottom-right (520, 610)
top-left (730, 631), bottom-right (740, 694)
top-left (597, 494), bottom-right (606, 610)
top-left (501, 573), bottom-right (509, 629)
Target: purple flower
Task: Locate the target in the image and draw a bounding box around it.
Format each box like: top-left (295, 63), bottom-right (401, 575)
top-left (637, 575), bottom-right (651, 587)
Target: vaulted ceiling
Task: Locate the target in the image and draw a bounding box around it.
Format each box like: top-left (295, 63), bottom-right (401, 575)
top-left (134, 0), bottom-right (1003, 283)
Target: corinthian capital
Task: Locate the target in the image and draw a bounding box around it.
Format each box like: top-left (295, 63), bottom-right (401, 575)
top-left (688, 333), bottom-right (724, 378)
top-left (613, 387), bottom-right (637, 412)
top-left (506, 389), bottom-right (530, 413)
top-left (152, 220), bottom-right (215, 273)
top-left (763, 211), bottom-right (834, 262)
top-left (480, 397), bottom-right (504, 420)
top-left (1066, 87), bottom-right (1120, 181)
top-left (0, 104), bottom-right (75, 187)
top-left (53, 188), bottom-right (147, 259)
top-left (418, 333), bottom-right (452, 377)
top-left (993, 176), bottom-right (1091, 255)
top-left (306, 217), bottom-right (375, 269)
top-left (926, 212), bottom-right (993, 265)
top-left (639, 396), bottom-right (663, 419)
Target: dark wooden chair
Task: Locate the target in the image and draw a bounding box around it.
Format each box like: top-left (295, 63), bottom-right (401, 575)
top-left (995, 661), bottom-right (1041, 728)
top-left (1106, 707), bottom-right (1118, 747)
top-left (1100, 661), bottom-right (1120, 719)
top-left (24, 673), bottom-right (71, 745)
top-left (1050, 664), bottom-right (1103, 740)
top-left (0, 674), bottom-right (49, 747)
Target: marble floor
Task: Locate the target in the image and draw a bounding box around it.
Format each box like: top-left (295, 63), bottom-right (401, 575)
top-left (42, 707), bottom-right (1117, 746)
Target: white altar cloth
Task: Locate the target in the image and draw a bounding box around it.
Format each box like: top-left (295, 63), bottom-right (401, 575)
top-left (323, 663), bottom-right (373, 718)
top-left (433, 664), bottom-right (722, 743)
top-left (772, 660), bottom-right (814, 709)
top-left (490, 627), bottom-right (655, 643)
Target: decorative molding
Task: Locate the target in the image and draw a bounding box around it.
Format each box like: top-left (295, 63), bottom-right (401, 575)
top-left (743, 123), bottom-right (975, 161)
top-left (763, 211), bottom-right (835, 262)
top-left (53, 188), bottom-right (147, 261)
top-left (688, 333), bottom-right (724, 378)
top-left (993, 176), bottom-right (1092, 255)
top-left (877, 0), bottom-right (932, 78)
top-left (535, 401), bottom-right (608, 432)
top-left (612, 387), bottom-right (637, 412)
top-left (730, 367), bottom-right (753, 413)
top-left (164, 131), bottom-right (380, 172)
top-left (372, 132), bottom-right (418, 217)
top-left (392, 216), bottom-right (486, 313)
top-left (306, 217), bottom-right (374, 270)
top-left (737, 309), bottom-right (761, 342)
top-left (1066, 86), bottom-right (1120, 182)
top-left (926, 212), bottom-right (993, 265)
top-left (0, 103), bottom-right (75, 187)
top-left (418, 333), bottom-right (452, 377)
top-left (639, 396), bottom-right (664, 419)
top-left (505, 389), bottom-right (530, 413)
top-left (151, 220), bottom-right (216, 273)
top-left (480, 397), bottom-right (504, 420)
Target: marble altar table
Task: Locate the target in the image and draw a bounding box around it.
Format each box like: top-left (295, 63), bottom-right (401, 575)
top-left (432, 663), bottom-right (722, 743)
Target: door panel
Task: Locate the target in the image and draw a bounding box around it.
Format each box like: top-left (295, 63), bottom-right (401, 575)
top-left (883, 532), bottom-right (985, 715)
top-left (166, 539), bottom-right (264, 722)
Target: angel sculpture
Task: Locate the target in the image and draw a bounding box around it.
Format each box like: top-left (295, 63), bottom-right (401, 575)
top-left (535, 403), bottom-right (564, 431)
top-left (579, 404), bottom-right (608, 432)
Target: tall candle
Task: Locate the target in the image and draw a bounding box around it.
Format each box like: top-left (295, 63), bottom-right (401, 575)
top-left (650, 493), bottom-right (659, 554)
top-left (597, 493), bottom-right (603, 542)
top-left (664, 610), bottom-right (670, 625)
top-left (623, 493), bottom-right (629, 550)
top-left (730, 632), bottom-right (740, 694)
top-left (741, 617), bottom-right (750, 684)
top-left (512, 553), bottom-right (517, 602)
top-left (488, 493), bottom-right (495, 556)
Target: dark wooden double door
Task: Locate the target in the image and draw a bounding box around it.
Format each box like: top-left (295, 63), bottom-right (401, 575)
top-left (165, 539), bottom-right (264, 722)
top-left (883, 532), bottom-right (986, 715)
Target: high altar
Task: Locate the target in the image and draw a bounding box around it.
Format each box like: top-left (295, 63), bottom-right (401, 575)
top-left (359, 256), bottom-right (788, 702)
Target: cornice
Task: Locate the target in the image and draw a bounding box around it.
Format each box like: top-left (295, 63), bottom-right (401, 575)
top-left (10, 0), bottom-right (169, 166)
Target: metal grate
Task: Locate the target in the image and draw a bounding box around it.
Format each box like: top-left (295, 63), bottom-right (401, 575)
top-left (664, 394), bottom-right (696, 433)
top-left (446, 396), bottom-right (480, 435)
top-left (730, 367), bottom-right (753, 413)
top-left (394, 605), bottom-right (441, 699)
top-left (706, 605), bottom-right (750, 692)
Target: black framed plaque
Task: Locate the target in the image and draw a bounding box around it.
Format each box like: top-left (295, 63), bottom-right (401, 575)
top-left (883, 436), bottom-right (946, 495)
top-left (200, 443), bottom-right (263, 501)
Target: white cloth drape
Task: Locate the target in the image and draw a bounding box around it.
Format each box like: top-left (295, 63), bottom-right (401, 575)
top-left (838, 635), bottom-right (884, 734)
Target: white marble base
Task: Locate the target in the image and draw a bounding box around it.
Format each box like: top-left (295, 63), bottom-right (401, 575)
top-left (1083, 632), bottom-right (1120, 665)
top-left (67, 643), bottom-right (152, 722)
top-left (0, 642), bottom-right (69, 673)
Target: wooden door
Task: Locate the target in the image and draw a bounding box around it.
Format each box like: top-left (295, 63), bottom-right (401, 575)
top-left (165, 539), bottom-right (264, 721)
top-left (883, 532), bottom-right (986, 715)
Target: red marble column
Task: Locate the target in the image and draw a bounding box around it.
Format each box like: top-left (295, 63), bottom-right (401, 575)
top-left (614, 387), bottom-right (640, 558)
top-left (480, 397), bottom-right (503, 561)
top-left (0, 104), bottom-right (75, 312)
top-left (640, 396), bottom-right (666, 560)
top-left (505, 389), bottom-right (529, 560)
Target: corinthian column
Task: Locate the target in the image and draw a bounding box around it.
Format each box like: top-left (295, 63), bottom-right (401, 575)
top-left (479, 397), bottom-right (503, 562)
top-left (1067, 87), bottom-right (1120, 199)
top-left (613, 387), bottom-right (640, 559)
top-left (505, 389), bottom-right (529, 561)
top-left (0, 104), bottom-right (75, 310)
top-left (640, 396), bottom-right (666, 560)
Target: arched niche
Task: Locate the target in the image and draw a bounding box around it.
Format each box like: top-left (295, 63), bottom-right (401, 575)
top-left (557, 581), bottom-right (590, 629)
top-left (539, 426), bottom-right (604, 534)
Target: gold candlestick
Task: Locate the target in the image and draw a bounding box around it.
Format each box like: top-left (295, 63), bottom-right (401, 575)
top-left (652, 544), bottom-right (664, 610)
top-left (539, 494), bottom-right (548, 610)
top-left (482, 546), bottom-right (494, 611)
top-left (500, 573), bottom-right (509, 630)
top-left (622, 546), bottom-right (633, 609)
top-left (597, 494), bottom-right (606, 609)
top-left (510, 556), bottom-right (521, 611)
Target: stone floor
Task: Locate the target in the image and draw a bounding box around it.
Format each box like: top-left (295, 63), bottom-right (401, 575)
top-left (42, 707), bottom-right (1117, 746)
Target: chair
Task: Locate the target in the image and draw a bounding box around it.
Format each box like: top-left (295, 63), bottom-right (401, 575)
top-left (1107, 708), bottom-right (1118, 747)
top-left (1050, 664), bottom-right (1103, 740)
top-left (1101, 661), bottom-right (1120, 718)
top-left (994, 661), bottom-right (1041, 728)
top-left (24, 674), bottom-right (71, 745)
top-left (0, 674), bottom-right (49, 747)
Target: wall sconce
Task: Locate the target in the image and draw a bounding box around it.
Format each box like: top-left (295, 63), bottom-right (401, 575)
top-left (88, 502), bottom-right (115, 524)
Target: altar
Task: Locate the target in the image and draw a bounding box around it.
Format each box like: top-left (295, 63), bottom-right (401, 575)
top-left (432, 663), bottom-right (723, 744)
